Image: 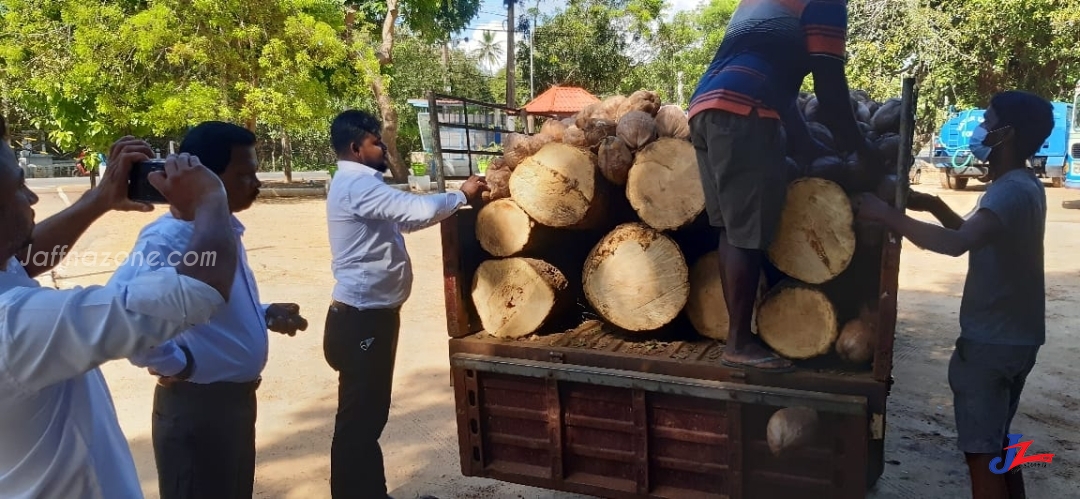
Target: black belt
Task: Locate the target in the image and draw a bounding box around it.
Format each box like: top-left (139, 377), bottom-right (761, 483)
top-left (157, 376), bottom-right (262, 391)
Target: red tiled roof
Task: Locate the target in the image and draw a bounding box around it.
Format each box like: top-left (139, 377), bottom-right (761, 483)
top-left (524, 86), bottom-right (600, 114)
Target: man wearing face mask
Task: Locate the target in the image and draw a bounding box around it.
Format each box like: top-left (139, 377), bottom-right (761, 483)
top-left (855, 90), bottom-right (1053, 499)
top-left (323, 110), bottom-right (488, 499)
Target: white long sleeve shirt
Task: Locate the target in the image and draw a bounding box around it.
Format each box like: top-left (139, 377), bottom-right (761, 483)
top-left (0, 257), bottom-right (225, 499)
top-left (326, 160), bottom-right (467, 310)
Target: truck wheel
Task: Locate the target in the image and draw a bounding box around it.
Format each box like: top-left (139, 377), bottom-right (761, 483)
top-left (1052, 177), bottom-right (1064, 188)
top-left (940, 173), bottom-right (967, 190)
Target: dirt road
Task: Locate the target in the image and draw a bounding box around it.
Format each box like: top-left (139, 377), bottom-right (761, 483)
top-left (31, 180), bottom-right (1078, 498)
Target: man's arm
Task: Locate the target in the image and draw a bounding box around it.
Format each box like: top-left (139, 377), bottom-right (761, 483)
top-left (778, 98), bottom-right (832, 162)
top-left (858, 193), bottom-right (1002, 257)
top-left (350, 180), bottom-right (467, 226)
top-left (922, 195), bottom-right (967, 230)
top-left (0, 267), bottom-right (224, 394)
top-left (17, 137), bottom-right (155, 277)
top-left (803, 1), bottom-right (869, 155)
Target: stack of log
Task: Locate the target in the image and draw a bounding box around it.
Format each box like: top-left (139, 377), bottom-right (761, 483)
top-left (470, 89), bottom-right (903, 369)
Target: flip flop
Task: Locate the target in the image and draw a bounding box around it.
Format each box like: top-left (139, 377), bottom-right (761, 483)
top-left (722, 354), bottom-right (796, 373)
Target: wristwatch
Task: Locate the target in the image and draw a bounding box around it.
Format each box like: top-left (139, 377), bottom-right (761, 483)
top-left (173, 345), bottom-right (195, 381)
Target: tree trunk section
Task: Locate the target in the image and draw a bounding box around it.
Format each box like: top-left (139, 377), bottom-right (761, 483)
top-left (509, 142), bottom-right (609, 230)
top-left (476, 198), bottom-right (556, 257)
top-left (583, 223), bottom-right (689, 332)
top-left (626, 137), bottom-right (705, 231)
top-left (280, 131), bottom-right (293, 183)
top-left (471, 257), bottom-right (570, 338)
top-left (767, 177), bottom-right (856, 284)
top-left (371, 75), bottom-right (408, 182)
top-left (756, 282), bottom-right (839, 360)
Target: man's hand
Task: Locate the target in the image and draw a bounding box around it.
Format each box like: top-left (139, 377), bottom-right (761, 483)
top-left (906, 190), bottom-right (941, 213)
top-left (853, 192), bottom-right (894, 223)
top-left (86, 137), bottom-right (157, 213)
top-left (266, 303), bottom-right (308, 336)
top-left (459, 175), bottom-right (490, 204)
top-left (147, 153), bottom-right (227, 221)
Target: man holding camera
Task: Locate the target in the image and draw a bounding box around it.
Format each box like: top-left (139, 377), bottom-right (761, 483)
top-left (0, 117), bottom-right (239, 498)
top-left (110, 121), bottom-right (309, 499)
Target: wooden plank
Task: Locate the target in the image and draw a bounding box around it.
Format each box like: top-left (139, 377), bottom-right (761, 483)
top-left (633, 390), bottom-right (650, 495)
top-left (441, 215), bottom-right (471, 338)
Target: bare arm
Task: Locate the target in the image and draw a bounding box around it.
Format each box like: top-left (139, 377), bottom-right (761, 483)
top-left (859, 193), bottom-right (1002, 257)
top-left (174, 196), bottom-right (237, 301)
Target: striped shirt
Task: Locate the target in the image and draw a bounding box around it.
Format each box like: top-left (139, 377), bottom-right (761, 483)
top-left (688, 0), bottom-right (848, 121)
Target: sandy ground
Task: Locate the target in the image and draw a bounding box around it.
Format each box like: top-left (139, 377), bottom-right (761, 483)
top-left (28, 177), bottom-right (1079, 499)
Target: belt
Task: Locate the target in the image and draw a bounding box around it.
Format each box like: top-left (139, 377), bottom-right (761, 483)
top-left (157, 376), bottom-right (262, 391)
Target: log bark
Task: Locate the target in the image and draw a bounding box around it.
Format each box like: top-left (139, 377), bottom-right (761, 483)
top-left (471, 258), bottom-right (570, 339)
top-left (583, 223), bottom-right (689, 332)
top-left (756, 282), bottom-right (839, 359)
top-left (475, 198), bottom-right (553, 257)
top-left (685, 251), bottom-right (769, 341)
top-left (509, 142), bottom-right (608, 230)
top-left (626, 138), bottom-right (705, 231)
top-left (767, 177), bottom-right (856, 284)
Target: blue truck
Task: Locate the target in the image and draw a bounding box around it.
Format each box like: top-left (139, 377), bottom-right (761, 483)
top-left (1066, 79), bottom-right (1080, 189)
top-left (925, 100), bottom-right (1073, 190)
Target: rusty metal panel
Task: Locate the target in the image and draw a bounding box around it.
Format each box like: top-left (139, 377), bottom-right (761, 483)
top-left (452, 354), bottom-right (869, 499)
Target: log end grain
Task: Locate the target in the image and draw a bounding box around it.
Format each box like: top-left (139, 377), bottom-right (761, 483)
top-left (767, 177), bottom-right (856, 284)
top-left (471, 257), bottom-right (569, 339)
top-left (686, 251), bottom-right (769, 341)
top-left (626, 138), bottom-right (705, 231)
top-left (509, 142), bottom-right (599, 228)
top-left (583, 223), bottom-right (689, 332)
top-left (476, 198), bottom-right (537, 257)
top-left (756, 283), bottom-right (839, 359)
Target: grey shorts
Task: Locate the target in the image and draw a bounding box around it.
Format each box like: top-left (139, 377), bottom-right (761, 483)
top-left (948, 337), bottom-right (1040, 454)
top-left (689, 109), bottom-right (787, 250)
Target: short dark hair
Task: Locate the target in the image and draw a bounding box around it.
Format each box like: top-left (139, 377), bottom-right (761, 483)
top-left (989, 91), bottom-right (1054, 159)
top-left (179, 121), bottom-right (257, 174)
top-left (330, 110), bottom-right (381, 155)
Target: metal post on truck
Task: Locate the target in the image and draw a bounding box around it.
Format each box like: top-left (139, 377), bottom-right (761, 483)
top-left (427, 91), bottom-right (448, 193)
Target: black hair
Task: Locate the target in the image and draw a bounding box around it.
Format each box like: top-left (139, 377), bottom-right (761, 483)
top-left (989, 91), bottom-right (1054, 160)
top-left (330, 110), bottom-right (382, 156)
top-left (179, 121), bottom-right (257, 174)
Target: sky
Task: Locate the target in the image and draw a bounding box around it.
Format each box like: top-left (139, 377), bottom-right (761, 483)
top-left (457, 0), bottom-right (705, 69)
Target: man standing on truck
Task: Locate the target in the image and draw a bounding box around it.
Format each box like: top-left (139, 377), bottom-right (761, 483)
top-left (856, 90), bottom-right (1053, 499)
top-left (687, 0), bottom-right (877, 371)
top-left (322, 110), bottom-right (488, 499)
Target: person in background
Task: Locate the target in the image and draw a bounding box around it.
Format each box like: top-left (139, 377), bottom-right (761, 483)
top-left (687, 0), bottom-right (878, 372)
top-left (856, 90), bottom-right (1053, 499)
top-left (109, 121), bottom-right (308, 499)
top-left (0, 119), bottom-right (238, 498)
top-left (323, 110), bottom-right (487, 499)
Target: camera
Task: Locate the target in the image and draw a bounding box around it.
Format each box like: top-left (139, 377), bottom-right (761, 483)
top-left (128, 159), bottom-right (168, 204)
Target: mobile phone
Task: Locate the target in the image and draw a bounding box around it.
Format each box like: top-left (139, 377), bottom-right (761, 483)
top-left (128, 159), bottom-right (168, 204)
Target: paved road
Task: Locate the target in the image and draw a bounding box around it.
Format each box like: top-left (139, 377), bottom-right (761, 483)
top-left (27, 170), bottom-right (331, 192)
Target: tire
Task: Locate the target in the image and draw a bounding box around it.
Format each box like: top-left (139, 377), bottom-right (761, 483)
top-left (1052, 176), bottom-right (1064, 188)
top-left (940, 174), bottom-right (967, 191)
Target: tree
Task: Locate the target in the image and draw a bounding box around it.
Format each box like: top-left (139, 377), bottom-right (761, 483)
top-left (473, 30), bottom-right (504, 74)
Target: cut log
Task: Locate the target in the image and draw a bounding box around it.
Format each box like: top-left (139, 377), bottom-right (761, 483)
top-left (483, 161), bottom-right (511, 201)
top-left (509, 142), bottom-right (608, 230)
top-left (767, 177), bottom-right (856, 284)
top-left (597, 136), bottom-right (633, 186)
top-left (583, 223), bottom-right (689, 332)
top-left (756, 283), bottom-right (839, 359)
top-left (655, 105), bottom-right (690, 139)
top-left (686, 251), bottom-right (769, 341)
top-left (471, 257), bottom-right (569, 338)
top-left (626, 138), bottom-right (706, 231)
top-left (767, 407), bottom-right (820, 457)
top-left (476, 198), bottom-right (553, 257)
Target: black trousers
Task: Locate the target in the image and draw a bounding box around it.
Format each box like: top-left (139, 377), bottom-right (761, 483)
top-left (151, 378), bottom-right (259, 499)
top-left (323, 301), bottom-right (402, 499)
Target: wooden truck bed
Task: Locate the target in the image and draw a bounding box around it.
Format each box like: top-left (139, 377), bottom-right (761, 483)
top-left (441, 205), bottom-right (901, 499)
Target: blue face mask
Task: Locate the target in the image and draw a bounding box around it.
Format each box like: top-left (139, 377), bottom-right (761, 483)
top-left (969, 125), bottom-right (992, 161)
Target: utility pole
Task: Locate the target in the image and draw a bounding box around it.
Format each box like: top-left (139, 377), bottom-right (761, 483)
top-left (505, 0), bottom-right (516, 107)
top-left (677, 71), bottom-right (684, 108)
top-left (530, 3), bottom-right (537, 100)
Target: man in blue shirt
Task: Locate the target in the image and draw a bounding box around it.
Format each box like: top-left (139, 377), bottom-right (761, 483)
top-left (324, 110), bottom-right (487, 498)
top-left (688, 0), bottom-right (876, 371)
top-left (111, 122), bottom-right (308, 499)
top-left (856, 91), bottom-right (1052, 499)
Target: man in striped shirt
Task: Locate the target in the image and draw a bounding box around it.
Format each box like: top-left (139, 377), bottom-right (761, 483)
top-left (688, 0), bottom-right (874, 372)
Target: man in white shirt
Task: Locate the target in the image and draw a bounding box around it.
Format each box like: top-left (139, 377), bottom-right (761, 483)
top-left (323, 110), bottom-right (487, 498)
top-left (111, 121), bottom-right (308, 499)
top-left (0, 116), bottom-right (240, 499)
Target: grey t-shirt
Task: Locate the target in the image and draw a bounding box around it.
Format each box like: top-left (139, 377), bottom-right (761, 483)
top-left (959, 168), bottom-right (1046, 345)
